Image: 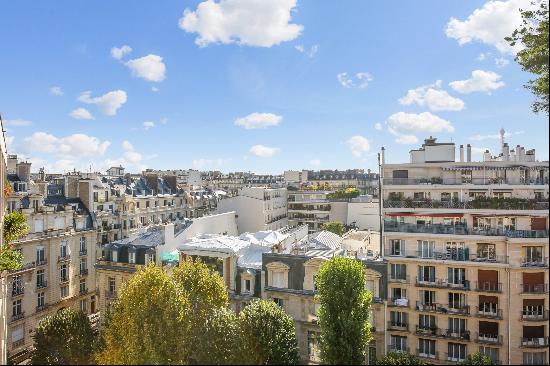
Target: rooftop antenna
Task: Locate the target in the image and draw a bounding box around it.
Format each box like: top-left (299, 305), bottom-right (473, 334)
top-left (500, 127), bottom-right (505, 154)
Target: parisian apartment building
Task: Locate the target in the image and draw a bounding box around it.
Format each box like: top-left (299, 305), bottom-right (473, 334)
top-left (381, 135), bottom-right (549, 365)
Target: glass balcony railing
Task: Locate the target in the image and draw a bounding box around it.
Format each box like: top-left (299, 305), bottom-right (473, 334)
top-left (383, 177), bottom-right (549, 186)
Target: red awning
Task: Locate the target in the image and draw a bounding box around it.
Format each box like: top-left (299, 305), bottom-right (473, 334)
top-left (385, 213), bottom-right (464, 217)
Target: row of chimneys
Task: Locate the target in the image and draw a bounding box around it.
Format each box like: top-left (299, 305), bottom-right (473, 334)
top-left (459, 144), bottom-right (473, 162)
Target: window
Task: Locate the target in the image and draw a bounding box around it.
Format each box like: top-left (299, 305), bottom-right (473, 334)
top-left (128, 251), bottom-right (136, 264)
top-left (449, 292), bottom-right (467, 310)
top-left (12, 275), bottom-right (23, 295)
top-left (60, 286), bottom-right (69, 298)
top-left (448, 343), bottom-right (467, 362)
top-left (525, 247), bottom-right (543, 263)
top-left (523, 352), bottom-right (546, 365)
top-left (80, 299), bottom-right (87, 313)
top-left (273, 298), bottom-right (284, 308)
top-left (390, 335), bottom-right (407, 352)
top-left (390, 239), bottom-right (405, 256)
top-left (36, 246), bottom-right (46, 264)
top-left (392, 287), bottom-right (407, 300)
top-left (108, 277), bottom-right (116, 294)
top-left (80, 279), bottom-right (86, 293)
top-left (477, 243), bottom-right (496, 260)
top-left (11, 325), bottom-right (24, 345)
top-left (80, 258), bottom-right (87, 274)
top-left (12, 299), bottom-right (22, 317)
top-left (307, 331), bottom-right (321, 362)
top-left (368, 346), bottom-right (377, 366)
top-left (448, 267), bottom-right (466, 285)
top-left (390, 311), bottom-right (407, 327)
top-left (448, 317), bottom-right (467, 335)
top-left (79, 237), bottom-right (87, 254)
top-left (479, 347), bottom-right (499, 364)
top-left (419, 314), bottom-right (436, 330)
top-left (446, 242), bottom-right (467, 260)
top-left (37, 292), bottom-right (45, 308)
top-left (418, 338), bottom-right (436, 358)
top-left (271, 271), bottom-right (286, 288)
top-left (417, 240), bottom-right (435, 258)
top-left (391, 264), bottom-right (407, 280)
top-left (244, 279), bottom-right (251, 292)
top-left (419, 290), bottom-right (436, 306)
top-left (36, 270), bottom-right (45, 287)
top-left (146, 253), bottom-right (155, 265)
top-left (60, 241), bottom-right (67, 258)
top-left (418, 266), bottom-right (435, 283)
top-left (479, 299), bottom-right (498, 316)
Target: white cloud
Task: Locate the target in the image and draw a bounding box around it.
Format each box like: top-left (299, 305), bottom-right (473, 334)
top-left (179, 0), bottom-right (303, 47)
top-left (309, 159), bottom-right (321, 167)
top-left (125, 54), bottom-right (166, 82)
top-left (449, 70), bottom-right (505, 94)
top-left (399, 80), bottom-right (465, 111)
top-left (152, 86), bottom-right (160, 92)
top-left (345, 136), bottom-right (370, 158)
top-left (234, 112), bottom-right (282, 129)
top-left (295, 44), bottom-right (318, 58)
top-left (386, 112), bottom-right (455, 144)
top-left (374, 122), bottom-right (383, 130)
top-left (337, 72), bottom-right (373, 89)
top-left (445, 0), bottom-right (532, 54)
top-left (476, 52), bottom-right (491, 61)
top-left (469, 129), bottom-right (524, 141)
top-left (69, 108), bottom-right (94, 120)
top-left (22, 132), bottom-right (110, 158)
top-left (49, 86), bottom-right (64, 96)
top-left (121, 140), bottom-right (143, 165)
top-left (249, 144), bottom-right (280, 157)
top-left (111, 45), bottom-right (133, 60)
top-left (143, 121), bottom-right (155, 130)
top-left (4, 119), bottom-right (33, 127)
top-left (192, 158), bottom-right (231, 169)
top-left (495, 57), bottom-right (510, 68)
top-left (78, 90), bottom-right (128, 116)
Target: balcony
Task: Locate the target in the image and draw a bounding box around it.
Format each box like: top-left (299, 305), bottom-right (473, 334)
top-left (416, 302), bottom-right (448, 314)
top-left (475, 307), bottom-right (503, 320)
top-left (389, 275), bottom-right (410, 284)
top-left (79, 269), bottom-right (89, 276)
top-left (388, 298), bottom-right (410, 308)
top-left (11, 287), bottom-right (24, 297)
top-left (387, 346), bottom-right (410, 354)
top-left (521, 257), bottom-right (549, 268)
top-left (521, 284), bottom-right (549, 294)
top-left (57, 255), bottom-right (70, 263)
top-left (36, 281), bottom-right (48, 289)
top-left (79, 249), bottom-right (88, 256)
top-left (475, 333), bottom-right (503, 345)
top-left (60, 276), bottom-right (69, 284)
top-left (443, 329), bottom-right (470, 341)
top-left (382, 177), bottom-right (549, 186)
top-left (415, 277), bottom-right (471, 291)
top-left (416, 349), bottom-right (439, 361)
top-left (521, 337), bottom-right (549, 348)
top-left (384, 198), bottom-right (550, 210)
top-left (415, 325), bottom-right (443, 338)
top-left (474, 282), bottom-right (503, 293)
top-left (12, 339), bottom-right (25, 349)
top-left (447, 305), bottom-right (471, 316)
top-left (386, 249), bottom-right (508, 264)
top-left (521, 310), bottom-right (550, 321)
top-left (446, 353), bottom-right (467, 363)
top-left (79, 288), bottom-right (88, 295)
top-left (36, 304), bottom-right (49, 313)
top-left (11, 312), bottom-right (25, 322)
top-left (387, 321), bottom-right (409, 332)
top-left (105, 290), bottom-right (117, 299)
top-left (36, 259), bottom-right (48, 266)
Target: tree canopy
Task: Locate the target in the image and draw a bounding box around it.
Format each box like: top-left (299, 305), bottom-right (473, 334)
top-left (1, 211), bottom-right (28, 271)
top-left (326, 187), bottom-right (361, 200)
top-left (506, 1), bottom-right (549, 114)
top-left (316, 257), bottom-right (372, 365)
top-left (321, 221), bottom-right (346, 236)
top-left (377, 352), bottom-right (427, 365)
top-left (458, 352), bottom-right (494, 365)
top-left (31, 308), bottom-right (96, 365)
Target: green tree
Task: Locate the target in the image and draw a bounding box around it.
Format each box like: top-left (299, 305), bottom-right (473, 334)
top-left (30, 308), bottom-right (96, 365)
top-left (506, 1), bottom-right (549, 114)
top-left (238, 299), bottom-right (300, 365)
top-left (171, 258), bottom-right (230, 363)
top-left (1, 211), bottom-right (29, 271)
top-left (96, 265), bottom-right (189, 365)
top-left (459, 352), bottom-right (494, 365)
top-left (377, 352), bottom-right (427, 365)
top-left (316, 257), bottom-right (372, 365)
top-left (321, 221), bottom-right (345, 236)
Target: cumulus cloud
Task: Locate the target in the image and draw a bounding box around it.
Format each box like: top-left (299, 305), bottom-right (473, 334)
top-left (192, 158), bottom-right (231, 169)
top-left (78, 90), bottom-right (128, 116)
top-left (179, 0), bottom-right (303, 47)
top-left (495, 57), bottom-right (510, 68)
top-left (22, 132), bottom-right (110, 158)
top-left (69, 108), bottom-right (94, 120)
top-left (111, 45), bottom-right (133, 60)
top-left (49, 86), bottom-right (64, 96)
top-left (337, 72), bottom-right (373, 89)
top-left (374, 122), bottom-right (383, 130)
top-left (125, 54), bottom-right (166, 82)
top-left (445, 0), bottom-right (531, 54)
top-left (249, 144), bottom-right (280, 157)
top-left (345, 136), bottom-right (370, 158)
top-left (295, 44), bottom-right (318, 58)
top-left (449, 70), bottom-right (505, 94)
top-left (4, 119), bottom-right (33, 127)
top-left (399, 80), bottom-right (465, 111)
top-left (143, 121), bottom-right (155, 130)
top-left (234, 112), bottom-right (282, 129)
top-left (386, 112), bottom-right (454, 144)
top-left (152, 86), bottom-right (160, 92)
top-left (476, 52), bottom-right (491, 61)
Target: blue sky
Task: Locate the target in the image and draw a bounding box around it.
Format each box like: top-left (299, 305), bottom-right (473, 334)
top-left (1, 0), bottom-right (548, 174)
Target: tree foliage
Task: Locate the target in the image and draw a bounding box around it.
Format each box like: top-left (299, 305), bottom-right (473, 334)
top-left (326, 187), bottom-right (361, 200)
top-left (1, 211), bottom-right (29, 271)
top-left (377, 352), bottom-right (427, 365)
top-left (31, 308), bottom-right (96, 365)
top-left (321, 221), bottom-right (346, 236)
top-left (316, 257), bottom-right (372, 365)
top-left (96, 265), bottom-right (189, 365)
top-left (459, 352), bottom-right (494, 365)
top-left (238, 299), bottom-right (300, 365)
top-left (506, 1), bottom-right (549, 114)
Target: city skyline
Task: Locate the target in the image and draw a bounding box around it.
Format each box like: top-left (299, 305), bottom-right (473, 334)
top-left (1, 0), bottom-right (548, 175)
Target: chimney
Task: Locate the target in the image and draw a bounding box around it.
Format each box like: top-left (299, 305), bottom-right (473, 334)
top-left (380, 147), bottom-right (386, 165)
top-left (483, 150), bottom-right (492, 162)
top-left (503, 143), bottom-right (510, 161)
top-left (466, 144), bottom-right (472, 162)
top-left (459, 145), bottom-right (464, 162)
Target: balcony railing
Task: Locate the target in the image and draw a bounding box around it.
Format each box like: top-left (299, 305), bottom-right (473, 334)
top-left (387, 321), bottom-right (409, 332)
top-left (415, 325), bottom-right (443, 337)
top-left (474, 282), bottom-right (503, 293)
top-left (443, 329), bottom-right (470, 341)
top-left (415, 277), bottom-right (471, 290)
top-left (521, 284), bottom-right (549, 294)
top-left (383, 177), bottom-right (549, 186)
top-left (521, 257), bottom-right (549, 268)
top-left (447, 305), bottom-right (471, 315)
top-left (389, 275), bottom-right (410, 284)
top-left (36, 304), bottom-right (49, 313)
top-left (36, 281), bottom-right (48, 289)
top-left (11, 312), bottom-right (25, 322)
top-left (521, 337), bottom-right (549, 348)
top-left (12, 339), bottom-right (25, 349)
top-left (388, 298), bottom-right (410, 307)
top-left (79, 269), bottom-right (89, 276)
top-left (60, 276), bottom-right (69, 284)
top-left (387, 346), bottom-right (410, 354)
top-left (385, 248), bottom-right (508, 264)
top-left (384, 199), bottom-right (549, 211)
top-left (416, 302), bottom-right (447, 314)
top-left (79, 288), bottom-right (88, 295)
top-left (105, 290), bottom-right (117, 299)
top-left (36, 259), bottom-right (48, 266)
top-left (384, 221), bottom-right (549, 238)
top-left (11, 287), bottom-right (24, 297)
top-left (416, 349), bottom-right (439, 360)
top-left (79, 249), bottom-right (88, 256)
top-left (475, 333), bottom-right (503, 345)
top-left (522, 310), bottom-right (550, 321)
top-left (475, 307), bottom-right (503, 320)
top-left (57, 255), bottom-right (70, 263)
top-left (446, 353), bottom-right (467, 363)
